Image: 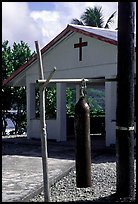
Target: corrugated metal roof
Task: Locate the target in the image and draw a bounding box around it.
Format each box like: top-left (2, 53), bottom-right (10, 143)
top-left (69, 24), bottom-right (118, 42)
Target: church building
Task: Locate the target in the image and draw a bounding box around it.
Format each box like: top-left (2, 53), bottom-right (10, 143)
top-left (3, 24), bottom-right (136, 146)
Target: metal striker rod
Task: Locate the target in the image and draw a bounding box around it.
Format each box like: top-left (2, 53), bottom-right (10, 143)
top-left (42, 67), bottom-right (57, 89)
top-left (35, 41), bottom-right (44, 80)
top-left (35, 41), bottom-right (50, 202)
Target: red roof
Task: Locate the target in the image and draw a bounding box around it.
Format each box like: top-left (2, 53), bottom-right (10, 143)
top-left (3, 24), bottom-right (136, 86)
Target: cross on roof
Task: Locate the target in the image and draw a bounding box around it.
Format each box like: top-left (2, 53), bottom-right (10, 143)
top-left (74, 37), bottom-right (88, 61)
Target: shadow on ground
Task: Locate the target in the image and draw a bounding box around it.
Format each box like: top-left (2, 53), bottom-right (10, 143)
top-left (2, 135), bottom-right (118, 163)
top-left (2, 136), bottom-right (76, 160)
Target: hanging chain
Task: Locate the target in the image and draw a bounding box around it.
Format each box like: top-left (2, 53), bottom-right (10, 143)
top-left (80, 78), bottom-right (87, 97)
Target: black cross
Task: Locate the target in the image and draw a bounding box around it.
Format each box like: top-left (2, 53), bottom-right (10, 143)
top-left (74, 37), bottom-right (88, 61)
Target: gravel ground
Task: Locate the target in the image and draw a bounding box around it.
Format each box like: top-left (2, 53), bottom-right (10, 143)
top-left (29, 155), bottom-right (136, 202)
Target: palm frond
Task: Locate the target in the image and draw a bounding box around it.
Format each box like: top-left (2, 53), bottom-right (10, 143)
top-left (70, 7), bottom-right (116, 29)
top-left (71, 18), bottom-right (84, 25)
top-left (104, 11), bottom-right (117, 28)
top-left (80, 6), bottom-right (104, 27)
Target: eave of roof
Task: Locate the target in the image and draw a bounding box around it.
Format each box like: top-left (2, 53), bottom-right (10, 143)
top-left (3, 24), bottom-right (136, 86)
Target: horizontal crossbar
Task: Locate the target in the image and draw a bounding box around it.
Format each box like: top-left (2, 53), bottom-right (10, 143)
top-left (36, 77), bottom-right (117, 84)
top-left (37, 78), bottom-right (88, 84)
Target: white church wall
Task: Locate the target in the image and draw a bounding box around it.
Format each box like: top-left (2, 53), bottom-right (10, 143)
top-left (105, 79), bottom-right (117, 146)
top-left (25, 32), bottom-right (117, 83)
top-left (42, 32), bottom-right (117, 79)
top-left (28, 119), bottom-right (58, 140)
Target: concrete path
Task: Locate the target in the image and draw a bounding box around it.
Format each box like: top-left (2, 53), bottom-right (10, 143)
top-left (2, 136), bottom-right (76, 202)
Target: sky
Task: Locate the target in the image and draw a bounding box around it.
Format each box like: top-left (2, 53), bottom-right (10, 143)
top-left (2, 2), bottom-right (136, 52)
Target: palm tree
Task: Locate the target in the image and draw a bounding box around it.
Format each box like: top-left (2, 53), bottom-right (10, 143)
top-left (71, 6), bottom-right (116, 29)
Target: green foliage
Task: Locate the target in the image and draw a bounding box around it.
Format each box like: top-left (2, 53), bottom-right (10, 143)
top-left (35, 87), bottom-right (76, 119)
top-left (45, 87), bottom-right (57, 119)
top-left (41, 86), bottom-right (105, 119)
top-left (2, 40), bottom-right (33, 80)
top-left (35, 86), bottom-right (40, 118)
top-left (87, 97), bottom-right (105, 117)
top-left (2, 40), bottom-right (34, 134)
top-left (11, 41), bottom-right (32, 71)
top-left (81, 7), bottom-right (104, 27)
top-left (35, 86), bottom-right (57, 119)
top-left (2, 40), bottom-right (13, 80)
top-left (66, 88), bottom-right (75, 117)
top-left (86, 88), bottom-right (105, 117)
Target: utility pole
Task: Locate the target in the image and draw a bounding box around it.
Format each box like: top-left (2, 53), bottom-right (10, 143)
top-left (116, 2), bottom-right (135, 200)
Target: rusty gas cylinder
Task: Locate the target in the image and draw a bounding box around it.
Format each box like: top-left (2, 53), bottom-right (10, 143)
top-left (74, 96), bottom-right (92, 188)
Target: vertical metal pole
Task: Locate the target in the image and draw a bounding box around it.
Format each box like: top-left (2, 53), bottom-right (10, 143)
top-left (35, 41), bottom-right (50, 202)
top-left (116, 2), bottom-right (135, 200)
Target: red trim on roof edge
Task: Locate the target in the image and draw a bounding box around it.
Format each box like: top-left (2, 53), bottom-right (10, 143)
top-left (3, 55), bottom-right (37, 86)
top-left (69, 25), bottom-right (118, 46)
